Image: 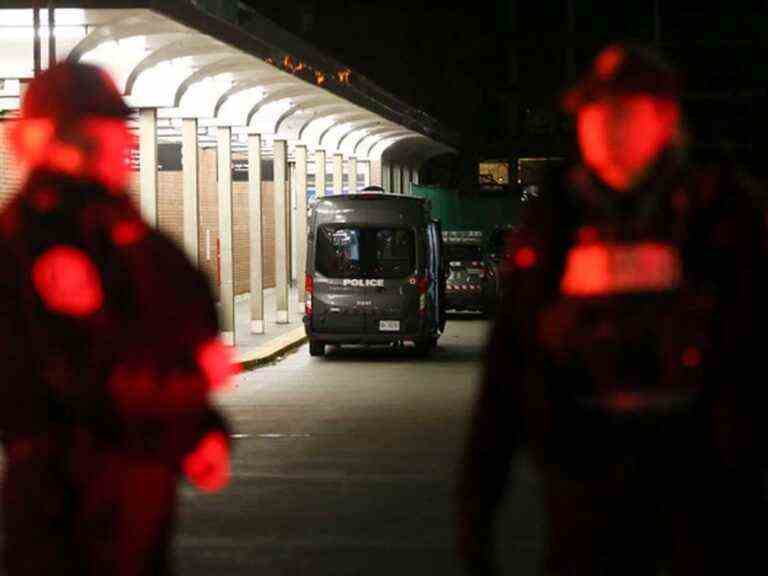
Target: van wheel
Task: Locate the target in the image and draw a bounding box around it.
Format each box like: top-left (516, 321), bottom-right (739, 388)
top-left (309, 340), bottom-right (325, 357)
top-left (413, 339), bottom-right (433, 357)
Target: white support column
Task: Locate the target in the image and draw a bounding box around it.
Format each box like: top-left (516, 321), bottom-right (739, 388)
top-left (182, 118), bottom-right (199, 265)
top-left (370, 160), bottom-right (382, 187)
top-left (403, 166), bottom-right (411, 195)
top-left (348, 157), bottom-right (358, 193)
top-left (315, 149), bottom-right (326, 199)
top-left (333, 153), bottom-right (343, 195)
top-left (217, 127), bottom-right (235, 345)
top-left (295, 145), bottom-right (308, 305)
top-left (274, 140), bottom-right (290, 323)
top-left (248, 133), bottom-right (264, 334)
top-left (363, 161), bottom-right (371, 188)
top-left (289, 161), bottom-right (297, 288)
top-left (383, 162), bottom-right (392, 192)
top-left (413, 167), bottom-right (420, 185)
top-left (393, 165), bottom-right (402, 194)
top-left (139, 108), bottom-right (158, 226)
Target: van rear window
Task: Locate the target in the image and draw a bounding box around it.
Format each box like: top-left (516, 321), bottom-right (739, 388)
top-left (316, 226), bottom-right (415, 278)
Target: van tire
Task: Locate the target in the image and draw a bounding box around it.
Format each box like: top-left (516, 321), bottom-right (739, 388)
top-left (413, 339), bottom-right (433, 357)
top-left (309, 340), bottom-right (325, 357)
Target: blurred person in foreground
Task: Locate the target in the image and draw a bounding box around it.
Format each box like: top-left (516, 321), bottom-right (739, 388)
top-left (457, 43), bottom-right (768, 575)
top-left (0, 62), bottom-right (237, 575)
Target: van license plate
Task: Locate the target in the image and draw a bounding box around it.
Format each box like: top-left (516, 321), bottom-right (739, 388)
top-left (379, 320), bottom-right (400, 332)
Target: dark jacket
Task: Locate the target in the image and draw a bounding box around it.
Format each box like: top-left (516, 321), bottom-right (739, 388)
top-left (457, 155), bottom-right (768, 575)
top-left (0, 169), bottom-right (229, 575)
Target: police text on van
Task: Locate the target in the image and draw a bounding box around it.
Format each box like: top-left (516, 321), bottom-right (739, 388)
top-left (342, 279), bottom-right (385, 288)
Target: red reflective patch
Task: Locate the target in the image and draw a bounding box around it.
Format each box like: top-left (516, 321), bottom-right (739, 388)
top-left (12, 118), bottom-right (54, 166)
top-left (30, 188), bottom-right (59, 213)
top-left (83, 119), bottom-right (133, 194)
top-left (32, 245), bottom-right (104, 316)
top-left (560, 242), bottom-right (681, 296)
top-left (196, 338), bottom-right (241, 391)
top-left (108, 364), bottom-right (209, 418)
top-left (111, 219), bottom-right (147, 247)
top-left (13, 117), bottom-right (132, 194)
top-left (49, 143), bottom-right (84, 174)
top-left (595, 45), bottom-right (625, 79)
top-left (577, 96), bottom-right (679, 191)
top-left (514, 246), bottom-right (537, 269)
top-left (560, 244), bottom-right (611, 295)
top-left (183, 431), bottom-right (230, 493)
top-left (682, 346), bottom-right (702, 368)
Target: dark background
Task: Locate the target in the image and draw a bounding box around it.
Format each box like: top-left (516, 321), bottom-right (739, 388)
top-left (240, 0), bottom-right (768, 184)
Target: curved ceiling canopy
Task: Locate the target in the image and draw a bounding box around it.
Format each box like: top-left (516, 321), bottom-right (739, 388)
top-left (368, 132), bottom-right (418, 159)
top-left (174, 57), bottom-right (255, 107)
top-left (0, 5), bottom-right (456, 162)
top-left (297, 105), bottom-right (351, 140)
top-left (318, 113), bottom-right (375, 148)
top-left (354, 126), bottom-right (408, 157)
top-left (382, 136), bottom-right (455, 167)
top-left (272, 96), bottom-right (339, 138)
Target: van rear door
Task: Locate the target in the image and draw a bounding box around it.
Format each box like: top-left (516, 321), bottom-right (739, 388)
top-left (364, 227), bottom-right (419, 335)
top-left (311, 226), bottom-right (367, 333)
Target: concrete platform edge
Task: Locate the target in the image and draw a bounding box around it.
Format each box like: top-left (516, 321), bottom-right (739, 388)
top-left (237, 326), bottom-right (308, 370)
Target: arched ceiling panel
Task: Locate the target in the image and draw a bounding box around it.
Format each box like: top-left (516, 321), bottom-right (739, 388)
top-left (382, 136), bottom-right (453, 168)
top-left (173, 57), bottom-right (255, 107)
top-left (124, 36), bottom-right (230, 95)
top-left (217, 86), bottom-right (268, 125)
top-left (296, 105), bottom-right (350, 140)
top-left (249, 100), bottom-right (297, 134)
top-left (178, 73), bottom-right (235, 118)
top-left (213, 74), bottom-right (293, 118)
top-left (272, 95), bottom-right (338, 137)
top-left (368, 131), bottom-right (419, 160)
top-left (353, 125), bottom-right (404, 157)
top-left (246, 85), bottom-right (317, 128)
top-left (68, 16), bottom-right (186, 63)
top-left (318, 113), bottom-right (375, 149)
top-left (339, 121), bottom-right (385, 156)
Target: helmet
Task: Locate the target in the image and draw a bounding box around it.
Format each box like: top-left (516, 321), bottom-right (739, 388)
top-left (21, 61), bottom-right (130, 127)
top-left (15, 62), bottom-right (132, 192)
top-left (562, 44), bottom-right (680, 113)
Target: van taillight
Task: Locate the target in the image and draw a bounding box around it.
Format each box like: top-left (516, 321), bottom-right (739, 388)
top-left (305, 274), bottom-right (313, 316)
top-left (417, 276), bottom-right (428, 316)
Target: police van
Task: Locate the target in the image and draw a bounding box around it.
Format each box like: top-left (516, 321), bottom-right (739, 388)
top-left (303, 193), bottom-right (446, 357)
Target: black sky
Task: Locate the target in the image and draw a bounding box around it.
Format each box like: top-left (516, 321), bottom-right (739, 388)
top-left (240, 1), bottom-right (768, 167)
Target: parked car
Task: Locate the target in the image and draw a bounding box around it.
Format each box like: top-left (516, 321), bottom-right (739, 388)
top-left (443, 231), bottom-right (490, 314)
